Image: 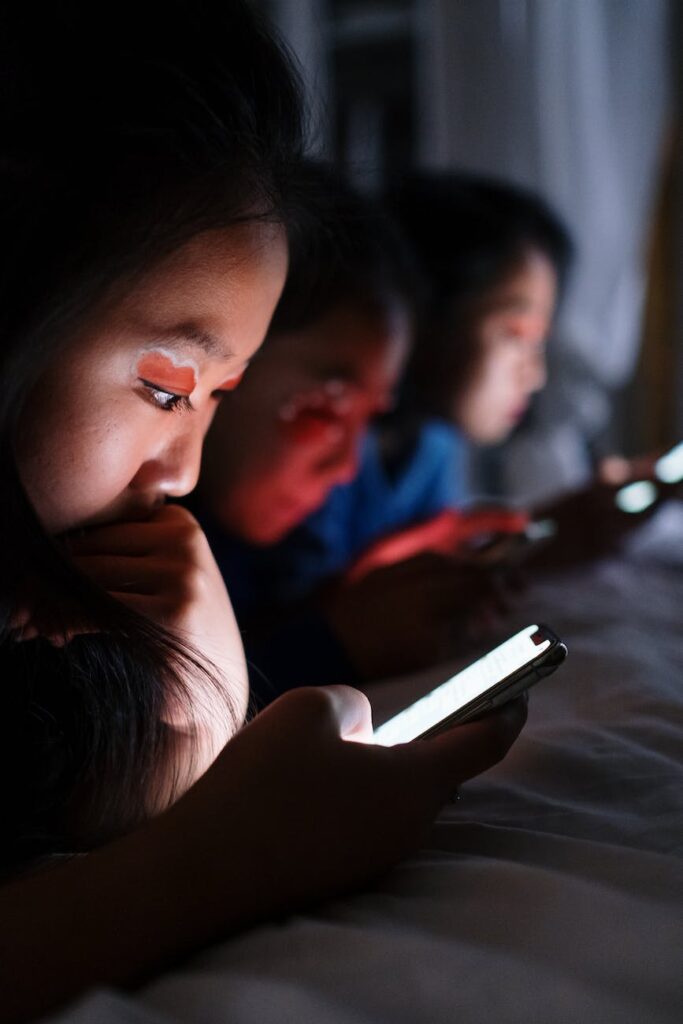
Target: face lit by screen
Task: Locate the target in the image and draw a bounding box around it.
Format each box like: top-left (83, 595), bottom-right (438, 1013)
top-left (16, 223), bottom-right (288, 533)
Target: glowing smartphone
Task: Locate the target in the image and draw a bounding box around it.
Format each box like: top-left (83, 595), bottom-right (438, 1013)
top-left (461, 519), bottom-right (557, 566)
top-left (655, 441), bottom-right (683, 485)
top-left (615, 441), bottom-right (683, 515)
top-left (373, 624), bottom-right (567, 746)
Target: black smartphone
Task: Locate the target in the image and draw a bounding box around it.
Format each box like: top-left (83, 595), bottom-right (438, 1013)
top-left (615, 441), bottom-right (683, 515)
top-left (373, 624), bottom-right (567, 746)
top-left (461, 518), bottom-right (558, 566)
top-left (655, 441), bottom-right (683, 485)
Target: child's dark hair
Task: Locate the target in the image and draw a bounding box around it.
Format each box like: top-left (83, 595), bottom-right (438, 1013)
top-left (385, 172), bottom-right (573, 416)
top-left (269, 160), bottom-right (418, 336)
top-left (0, 1), bottom-right (304, 876)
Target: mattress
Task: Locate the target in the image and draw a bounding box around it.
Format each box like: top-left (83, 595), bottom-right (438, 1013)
top-left (45, 502), bottom-right (683, 1024)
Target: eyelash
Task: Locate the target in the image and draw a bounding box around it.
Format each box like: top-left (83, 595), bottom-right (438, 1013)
top-left (140, 379), bottom-right (194, 414)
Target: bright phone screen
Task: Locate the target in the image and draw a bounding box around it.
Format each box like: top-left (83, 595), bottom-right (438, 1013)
top-left (655, 442), bottom-right (683, 485)
top-left (615, 480), bottom-right (658, 514)
top-left (373, 625), bottom-right (550, 747)
top-left (615, 441), bottom-right (683, 515)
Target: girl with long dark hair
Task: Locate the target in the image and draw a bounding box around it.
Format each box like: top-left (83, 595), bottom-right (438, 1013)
top-left (0, 7), bottom-right (525, 1021)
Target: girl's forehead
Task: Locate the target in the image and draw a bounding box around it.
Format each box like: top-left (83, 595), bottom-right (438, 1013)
top-left (482, 256), bottom-right (557, 314)
top-left (99, 221), bottom-right (287, 318)
top-left (70, 222), bottom-right (288, 365)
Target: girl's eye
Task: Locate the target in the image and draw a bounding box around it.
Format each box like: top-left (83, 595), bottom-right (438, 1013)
top-left (140, 379), bottom-right (193, 413)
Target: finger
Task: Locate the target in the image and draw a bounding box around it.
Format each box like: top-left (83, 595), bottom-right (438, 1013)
top-left (72, 555), bottom-right (177, 594)
top-left (420, 696), bottom-right (528, 794)
top-left (322, 685), bottom-right (374, 742)
top-left (108, 591), bottom-right (177, 621)
top-left (65, 505), bottom-right (199, 556)
top-left (66, 522), bottom-right (182, 557)
top-left (262, 685), bottom-right (374, 745)
top-left (66, 525), bottom-right (156, 556)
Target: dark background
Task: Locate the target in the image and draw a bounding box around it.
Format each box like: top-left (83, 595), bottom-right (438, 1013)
top-left (258, 0), bottom-right (682, 502)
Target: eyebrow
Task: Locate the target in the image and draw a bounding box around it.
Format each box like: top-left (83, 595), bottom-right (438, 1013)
top-left (146, 323), bottom-right (234, 362)
top-left (489, 296), bottom-right (535, 314)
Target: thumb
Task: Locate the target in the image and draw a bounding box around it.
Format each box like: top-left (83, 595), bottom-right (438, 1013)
top-left (324, 685), bottom-right (375, 743)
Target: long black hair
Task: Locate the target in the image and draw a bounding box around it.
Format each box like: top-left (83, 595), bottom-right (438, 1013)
top-left (385, 171), bottom-right (573, 418)
top-left (0, 1), bottom-right (304, 876)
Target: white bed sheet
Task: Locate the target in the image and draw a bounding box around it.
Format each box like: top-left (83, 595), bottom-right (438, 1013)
top-left (45, 503), bottom-right (683, 1024)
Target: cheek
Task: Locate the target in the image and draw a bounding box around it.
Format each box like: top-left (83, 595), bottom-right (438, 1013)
top-left (278, 414), bottom-right (339, 446)
top-left (468, 353), bottom-right (510, 407)
top-left (452, 354), bottom-right (514, 438)
top-left (17, 397), bottom-right (145, 532)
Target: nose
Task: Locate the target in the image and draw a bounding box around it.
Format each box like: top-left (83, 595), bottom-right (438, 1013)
top-left (521, 346), bottom-right (547, 395)
top-left (129, 422), bottom-right (205, 500)
top-left (328, 428), bottom-right (361, 486)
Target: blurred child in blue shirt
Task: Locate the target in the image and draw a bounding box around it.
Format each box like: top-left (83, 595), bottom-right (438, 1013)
top-left (287, 172), bottom-right (571, 588)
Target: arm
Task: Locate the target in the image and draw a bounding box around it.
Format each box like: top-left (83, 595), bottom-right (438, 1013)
top-left (0, 686), bottom-right (526, 1024)
top-left (65, 506), bottom-right (250, 788)
top-left (346, 507), bottom-right (530, 581)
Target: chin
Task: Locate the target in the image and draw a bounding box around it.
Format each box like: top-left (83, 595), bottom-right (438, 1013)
top-left (241, 518), bottom-right (292, 547)
top-left (467, 424), bottom-right (510, 446)
top-left (491, 425), bottom-right (516, 445)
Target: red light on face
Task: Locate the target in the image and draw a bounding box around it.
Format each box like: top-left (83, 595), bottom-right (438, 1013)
top-left (278, 407), bottom-right (343, 446)
top-left (277, 381), bottom-right (355, 447)
top-left (218, 371), bottom-right (245, 392)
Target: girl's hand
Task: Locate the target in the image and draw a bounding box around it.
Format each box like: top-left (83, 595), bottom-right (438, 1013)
top-left (65, 505), bottom-right (248, 752)
top-left (169, 684), bottom-right (528, 922)
top-left (0, 685), bottom-right (526, 1024)
top-left (532, 479), bottom-right (666, 569)
top-left (598, 452), bottom-right (658, 485)
top-left (9, 506), bottom-right (245, 793)
top-left (66, 506), bottom-right (242, 669)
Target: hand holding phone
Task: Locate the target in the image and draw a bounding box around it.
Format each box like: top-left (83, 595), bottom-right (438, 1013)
top-left (460, 518), bottom-right (557, 567)
top-left (345, 507), bottom-right (531, 582)
top-left (373, 624), bottom-right (567, 746)
top-left (615, 441), bottom-right (683, 514)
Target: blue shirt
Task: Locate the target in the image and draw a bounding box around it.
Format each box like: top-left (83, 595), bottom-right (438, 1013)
top-left (273, 419), bottom-right (469, 600)
top-left (194, 420), bottom-right (469, 703)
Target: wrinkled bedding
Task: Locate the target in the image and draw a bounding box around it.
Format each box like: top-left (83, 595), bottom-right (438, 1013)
top-left (46, 503), bottom-right (683, 1024)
